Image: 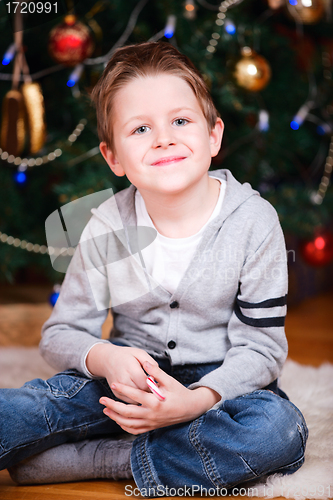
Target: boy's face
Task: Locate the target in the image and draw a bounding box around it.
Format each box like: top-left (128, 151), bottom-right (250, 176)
top-left (100, 73), bottom-right (224, 198)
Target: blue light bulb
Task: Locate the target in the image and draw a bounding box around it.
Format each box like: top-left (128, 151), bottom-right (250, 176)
top-left (49, 291), bottom-right (60, 307)
top-left (164, 29), bottom-right (174, 38)
top-left (14, 171), bottom-right (27, 184)
top-left (2, 44), bottom-right (16, 66)
top-left (164, 15), bottom-right (176, 39)
top-left (289, 0), bottom-right (298, 5)
top-left (225, 22), bottom-right (236, 35)
top-left (67, 64), bottom-right (84, 88)
top-left (290, 120), bottom-right (299, 130)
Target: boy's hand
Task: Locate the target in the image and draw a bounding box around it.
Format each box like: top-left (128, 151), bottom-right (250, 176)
top-left (86, 343), bottom-right (159, 404)
top-left (99, 362), bottom-right (221, 434)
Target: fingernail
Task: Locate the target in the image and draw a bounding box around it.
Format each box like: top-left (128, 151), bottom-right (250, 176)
top-left (100, 398), bottom-right (106, 405)
top-left (111, 383), bottom-right (116, 390)
top-left (145, 362), bottom-right (152, 369)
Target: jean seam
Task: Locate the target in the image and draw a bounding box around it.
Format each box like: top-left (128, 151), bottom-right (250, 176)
top-left (59, 416), bottom-right (109, 434)
top-left (189, 416), bottom-right (224, 489)
top-left (296, 423), bottom-right (307, 454)
top-left (237, 453), bottom-right (260, 478)
top-left (24, 379), bottom-right (90, 399)
top-left (77, 424), bottom-right (88, 440)
top-left (43, 409), bottom-right (52, 434)
top-left (139, 434), bottom-right (160, 490)
top-left (272, 453), bottom-right (305, 473)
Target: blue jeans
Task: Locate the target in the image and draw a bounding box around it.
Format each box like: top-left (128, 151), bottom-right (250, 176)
top-left (0, 356), bottom-right (308, 495)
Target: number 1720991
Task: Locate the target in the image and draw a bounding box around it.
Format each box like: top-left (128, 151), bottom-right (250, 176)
top-left (6, 2), bottom-right (58, 14)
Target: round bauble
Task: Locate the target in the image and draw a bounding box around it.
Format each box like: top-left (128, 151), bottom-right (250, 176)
top-left (234, 47), bottom-right (271, 92)
top-left (286, 0), bottom-right (324, 24)
top-left (299, 230), bottom-right (333, 266)
top-left (48, 15), bottom-right (94, 66)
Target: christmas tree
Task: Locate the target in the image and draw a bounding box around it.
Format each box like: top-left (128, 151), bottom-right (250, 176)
top-left (0, 0), bottom-right (332, 291)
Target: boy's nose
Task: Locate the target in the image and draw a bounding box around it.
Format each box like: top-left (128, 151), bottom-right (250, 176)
top-left (153, 127), bottom-right (176, 148)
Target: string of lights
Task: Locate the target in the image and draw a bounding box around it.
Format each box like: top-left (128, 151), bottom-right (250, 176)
top-left (205, 0), bottom-right (243, 55)
top-left (0, 119), bottom-right (87, 169)
top-left (0, 230), bottom-right (74, 257)
top-left (311, 135), bottom-right (333, 205)
top-left (196, 0), bottom-right (243, 11)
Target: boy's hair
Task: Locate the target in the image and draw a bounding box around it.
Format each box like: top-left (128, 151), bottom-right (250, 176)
top-left (91, 41), bottom-right (220, 153)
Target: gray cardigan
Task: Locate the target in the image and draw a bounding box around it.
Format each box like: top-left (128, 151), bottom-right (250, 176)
top-left (40, 169), bottom-right (288, 405)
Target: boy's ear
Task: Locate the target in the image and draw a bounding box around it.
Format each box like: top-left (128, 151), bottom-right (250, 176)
top-left (209, 118), bottom-right (224, 158)
top-left (99, 142), bottom-right (126, 177)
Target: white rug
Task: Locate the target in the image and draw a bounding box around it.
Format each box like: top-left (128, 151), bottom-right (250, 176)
top-left (253, 360), bottom-right (333, 499)
top-left (0, 348), bottom-right (332, 499)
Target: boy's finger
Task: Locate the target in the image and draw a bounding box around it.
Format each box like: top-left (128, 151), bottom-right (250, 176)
top-left (110, 382), bottom-right (151, 406)
top-left (143, 361), bottom-right (169, 386)
top-left (102, 398), bottom-right (146, 418)
top-left (103, 407), bottom-right (148, 432)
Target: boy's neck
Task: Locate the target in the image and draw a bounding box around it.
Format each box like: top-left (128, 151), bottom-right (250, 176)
top-left (138, 175), bottom-right (220, 239)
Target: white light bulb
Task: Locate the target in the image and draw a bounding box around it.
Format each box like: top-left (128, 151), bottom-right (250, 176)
top-left (247, 64), bottom-right (258, 75)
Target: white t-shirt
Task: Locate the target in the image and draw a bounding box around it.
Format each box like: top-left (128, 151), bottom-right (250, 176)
top-left (135, 177), bottom-right (226, 294)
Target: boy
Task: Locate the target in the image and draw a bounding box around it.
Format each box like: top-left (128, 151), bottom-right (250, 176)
top-left (1, 42), bottom-right (307, 495)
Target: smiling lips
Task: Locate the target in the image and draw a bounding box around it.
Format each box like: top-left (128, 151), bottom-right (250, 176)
top-left (151, 156), bottom-right (186, 166)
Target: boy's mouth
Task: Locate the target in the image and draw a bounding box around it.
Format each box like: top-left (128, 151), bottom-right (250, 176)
top-left (151, 156), bottom-right (186, 166)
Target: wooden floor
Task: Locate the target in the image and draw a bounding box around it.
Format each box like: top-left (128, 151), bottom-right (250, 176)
top-left (0, 287), bottom-right (332, 499)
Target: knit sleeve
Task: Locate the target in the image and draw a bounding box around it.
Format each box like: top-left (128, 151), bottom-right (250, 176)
top-left (188, 218), bottom-right (288, 405)
top-left (39, 219), bottom-right (111, 376)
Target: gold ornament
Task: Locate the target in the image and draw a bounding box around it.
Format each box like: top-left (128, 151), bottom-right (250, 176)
top-left (233, 47), bottom-right (271, 92)
top-left (0, 83), bottom-right (46, 157)
top-left (286, 0), bottom-right (324, 24)
top-left (21, 82), bottom-right (46, 154)
top-left (1, 7), bottom-right (46, 157)
top-left (0, 90), bottom-right (27, 156)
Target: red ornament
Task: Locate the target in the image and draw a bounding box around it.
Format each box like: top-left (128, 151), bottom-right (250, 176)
top-left (300, 231), bottom-right (333, 267)
top-left (48, 15), bottom-right (94, 66)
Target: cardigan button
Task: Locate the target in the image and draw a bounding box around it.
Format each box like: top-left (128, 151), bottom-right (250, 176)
top-left (167, 340), bottom-right (176, 349)
top-left (169, 301), bottom-right (179, 309)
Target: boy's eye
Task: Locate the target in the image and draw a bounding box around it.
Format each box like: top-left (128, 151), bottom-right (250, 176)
top-left (134, 125), bottom-right (150, 134)
top-left (133, 118), bottom-right (189, 135)
top-left (174, 118), bottom-right (189, 126)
